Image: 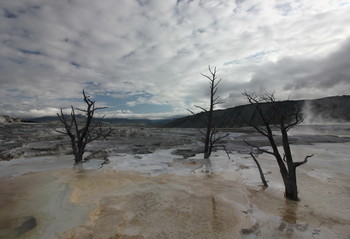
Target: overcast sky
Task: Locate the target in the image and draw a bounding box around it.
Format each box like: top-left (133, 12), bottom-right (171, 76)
top-left (1, 0), bottom-right (350, 119)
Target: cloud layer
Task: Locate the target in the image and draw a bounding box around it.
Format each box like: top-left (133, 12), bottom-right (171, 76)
top-left (1, 0), bottom-right (350, 118)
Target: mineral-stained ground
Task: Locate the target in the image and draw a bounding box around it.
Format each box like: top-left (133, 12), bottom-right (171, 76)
top-left (0, 123), bottom-right (350, 239)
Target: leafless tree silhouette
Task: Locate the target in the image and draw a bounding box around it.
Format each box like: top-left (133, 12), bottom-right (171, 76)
top-left (189, 66), bottom-right (228, 173)
top-left (57, 90), bottom-right (111, 166)
top-left (243, 91), bottom-right (313, 200)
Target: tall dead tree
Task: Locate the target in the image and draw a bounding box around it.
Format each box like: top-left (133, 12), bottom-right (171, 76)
top-left (57, 90), bottom-right (111, 165)
top-left (243, 91), bottom-right (313, 201)
top-left (189, 66), bottom-right (228, 173)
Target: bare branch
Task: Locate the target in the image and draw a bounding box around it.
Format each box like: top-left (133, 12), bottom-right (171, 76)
top-left (200, 73), bottom-right (212, 81)
top-left (213, 78), bottom-right (222, 89)
top-left (247, 123), bottom-right (269, 137)
top-left (198, 128), bottom-right (206, 137)
top-left (94, 106), bottom-right (108, 111)
top-left (212, 101), bottom-right (221, 105)
top-left (75, 108), bottom-right (88, 112)
top-left (187, 109), bottom-right (209, 127)
top-left (208, 65), bottom-right (216, 75)
top-left (294, 154), bottom-right (313, 167)
top-left (249, 152), bottom-right (269, 188)
top-left (194, 105), bottom-right (208, 112)
top-left (55, 128), bottom-right (68, 135)
top-left (243, 91), bottom-right (259, 104)
top-left (243, 139), bottom-right (275, 156)
top-left (283, 154), bottom-right (287, 162)
top-left (187, 108), bottom-right (196, 115)
top-left (213, 87), bottom-right (218, 97)
top-left (212, 133), bottom-right (229, 145)
top-left (285, 105), bottom-right (304, 131)
top-left (213, 95), bottom-right (220, 103)
top-left (213, 144), bottom-right (231, 160)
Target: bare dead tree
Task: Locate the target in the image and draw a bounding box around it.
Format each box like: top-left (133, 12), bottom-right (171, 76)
top-left (243, 91), bottom-right (313, 200)
top-left (57, 90), bottom-right (112, 165)
top-left (188, 66), bottom-right (228, 173)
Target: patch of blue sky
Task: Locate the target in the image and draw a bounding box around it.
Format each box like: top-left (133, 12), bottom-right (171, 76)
top-left (247, 50), bottom-right (276, 60)
top-left (94, 94), bottom-right (132, 109)
top-left (18, 48), bottom-right (43, 55)
top-left (122, 51), bottom-right (135, 60)
top-left (3, 8), bottom-right (17, 19)
top-left (247, 5), bottom-right (260, 14)
top-left (224, 50), bottom-right (277, 66)
top-left (94, 93), bottom-right (173, 114)
top-left (223, 59), bottom-right (240, 66)
top-left (70, 61), bottom-right (80, 68)
top-left (94, 92), bottom-right (141, 109)
top-left (177, 0), bottom-right (191, 5)
top-left (275, 3), bottom-right (293, 16)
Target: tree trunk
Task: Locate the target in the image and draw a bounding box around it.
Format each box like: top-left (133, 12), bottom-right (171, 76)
top-left (74, 151), bottom-right (84, 165)
top-left (204, 154), bottom-right (213, 173)
top-left (203, 67), bottom-right (216, 172)
top-left (282, 167), bottom-right (298, 201)
top-left (280, 119), bottom-right (299, 201)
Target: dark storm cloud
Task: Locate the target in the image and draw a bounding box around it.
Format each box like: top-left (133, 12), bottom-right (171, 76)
top-left (220, 38), bottom-right (350, 107)
top-left (287, 39), bottom-right (350, 90)
top-left (248, 38), bottom-right (350, 94)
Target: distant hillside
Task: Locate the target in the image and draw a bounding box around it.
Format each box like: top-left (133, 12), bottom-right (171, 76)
top-left (26, 116), bottom-right (151, 125)
top-left (167, 95), bottom-right (350, 128)
top-left (23, 115), bottom-right (175, 127)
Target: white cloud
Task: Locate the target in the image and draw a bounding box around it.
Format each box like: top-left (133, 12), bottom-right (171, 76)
top-left (1, 0), bottom-right (350, 118)
top-left (126, 96), bottom-right (166, 107)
